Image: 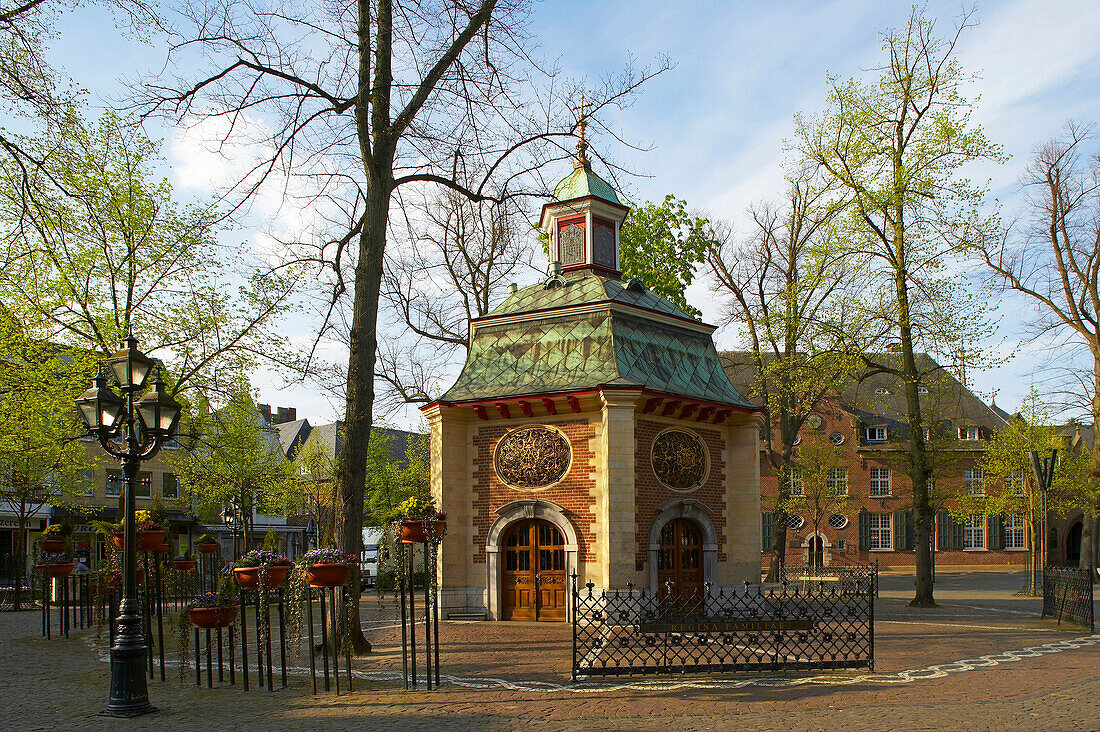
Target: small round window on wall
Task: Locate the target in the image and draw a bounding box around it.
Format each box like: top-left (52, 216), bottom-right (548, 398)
top-left (786, 514), bottom-right (805, 530)
top-left (493, 425), bottom-right (572, 490)
top-left (651, 428), bottom-right (708, 491)
top-left (829, 432), bottom-right (845, 446)
top-left (828, 513), bottom-right (848, 530)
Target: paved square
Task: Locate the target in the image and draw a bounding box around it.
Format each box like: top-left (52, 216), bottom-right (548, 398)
top-left (2, 571), bottom-right (1097, 731)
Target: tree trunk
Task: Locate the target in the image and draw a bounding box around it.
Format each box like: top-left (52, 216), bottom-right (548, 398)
top-left (766, 517), bottom-right (788, 583)
top-left (1083, 359), bottom-right (1100, 576)
top-left (893, 225), bottom-right (935, 607)
top-left (333, 179), bottom-right (390, 654)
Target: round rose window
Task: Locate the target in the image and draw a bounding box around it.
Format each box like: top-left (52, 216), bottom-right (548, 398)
top-left (494, 425), bottom-right (572, 489)
top-left (651, 429), bottom-right (708, 491)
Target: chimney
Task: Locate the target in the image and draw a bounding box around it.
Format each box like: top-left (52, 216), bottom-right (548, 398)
top-left (274, 407), bottom-right (297, 424)
top-left (258, 403), bottom-right (273, 423)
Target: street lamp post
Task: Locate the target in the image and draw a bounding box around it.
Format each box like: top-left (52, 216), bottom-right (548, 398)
top-left (1030, 448), bottom-right (1058, 594)
top-left (76, 334), bottom-right (181, 717)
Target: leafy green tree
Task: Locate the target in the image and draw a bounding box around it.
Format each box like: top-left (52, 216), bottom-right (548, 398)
top-left (173, 383), bottom-right (295, 548)
top-left (0, 311), bottom-right (96, 602)
top-left (796, 7), bottom-right (1003, 606)
top-left (365, 432), bottom-right (430, 527)
top-left (292, 433), bottom-right (340, 544)
top-left (974, 389), bottom-right (1057, 593)
top-left (790, 433), bottom-right (847, 570)
top-left (0, 111), bottom-right (294, 396)
top-left (620, 195), bottom-right (714, 318)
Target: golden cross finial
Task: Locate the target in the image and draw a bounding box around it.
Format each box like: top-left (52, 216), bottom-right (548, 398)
top-left (571, 94), bottom-right (591, 170)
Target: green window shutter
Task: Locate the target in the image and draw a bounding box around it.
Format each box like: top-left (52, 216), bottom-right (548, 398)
top-left (952, 518), bottom-right (965, 550)
top-left (894, 511), bottom-right (906, 551)
top-left (1049, 527), bottom-right (1058, 550)
top-left (936, 511), bottom-right (949, 551)
top-left (761, 512), bottom-right (774, 552)
top-left (988, 515), bottom-right (1005, 550)
top-left (858, 509), bottom-right (871, 551)
top-left (905, 511), bottom-right (916, 551)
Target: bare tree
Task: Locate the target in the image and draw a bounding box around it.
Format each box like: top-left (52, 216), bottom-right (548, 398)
top-left (377, 189), bottom-right (537, 409)
top-left (709, 168), bottom-right (854, 581)
top-left (973, 121), bottom-right (1100, 570)
top-left (138, 0), bottom-right (667, 650)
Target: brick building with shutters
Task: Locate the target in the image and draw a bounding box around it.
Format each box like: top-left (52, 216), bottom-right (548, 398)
top-left (722, 353), bottom-right (1032, 571)
top-left (422, 147), bottom-right (764, 621)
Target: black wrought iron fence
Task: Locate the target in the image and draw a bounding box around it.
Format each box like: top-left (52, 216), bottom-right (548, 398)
top-left (0, 554), bottom-right (31, 611)
top-left (572, 568), bottom-right (876, 679)
top-left (1042, 565), bottom-right (1094, 632)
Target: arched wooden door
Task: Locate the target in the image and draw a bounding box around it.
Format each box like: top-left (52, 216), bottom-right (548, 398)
top-left (502, 519), bottom-right (567, 621)
top-left (1067, 521), bottom-right (1083, 564)
top-left (657, 518), bottom-right (704, 600)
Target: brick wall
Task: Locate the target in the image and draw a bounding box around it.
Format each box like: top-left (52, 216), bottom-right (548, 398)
top-left (759, 405), bottom-right (1026, 568)
top-left (634, 418), bottom-right (728, 563)
top-left (471, 419), bottom-right (596, 564)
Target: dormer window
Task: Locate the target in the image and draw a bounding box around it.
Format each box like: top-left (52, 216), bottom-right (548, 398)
top-left (866, 426), bottom-right (887, 442)
top-left (918, 386), bottom-right (929, 394)
top-left (958, 426), bottom-right (979, 441)
top-left (874, 388), bottom-right (891, 396)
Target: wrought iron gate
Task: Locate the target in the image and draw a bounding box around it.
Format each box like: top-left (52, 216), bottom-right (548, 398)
top-left (1042, 566), bottom-right (1094, 632)
top-left (571, 569), bottom-right (876, 678)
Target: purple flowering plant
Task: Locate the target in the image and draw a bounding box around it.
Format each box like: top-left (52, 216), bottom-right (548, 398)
top-left (40, 553), bottom-right (73, 564)
top-left (233, 549), bottom-right (290, 568)
top-left (300, 548), bottom-right (354, 567)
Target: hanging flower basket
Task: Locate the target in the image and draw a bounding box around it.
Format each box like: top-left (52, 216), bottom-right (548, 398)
top-left (400, 519), bottom-right (446, 544)
top-left (232, 552), bottom-right (293, 589)
top-left (155, 542), bottom-right (171, 554)
top-left (305, 563), bottom-right (349, 588)
top-left (137, 529), bottom-right (167, 552)
top-left (47, 561), bottom-right (76, 578)
top-left (42, 538), bottom-right (66, 553)
top-left (188, 604), bottom-right (239, 629)
top-left (173, 559), bottom-right (197, 571)
top-left (233, 564), bottom-right (290, 589)
top-left (198, 542), bottom-right (220, 554)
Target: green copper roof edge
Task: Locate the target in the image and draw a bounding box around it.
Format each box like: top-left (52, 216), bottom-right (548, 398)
top-left (476, 297), bottom-right (714, 332)
top-left (426, 385), bottom-right (762, 410)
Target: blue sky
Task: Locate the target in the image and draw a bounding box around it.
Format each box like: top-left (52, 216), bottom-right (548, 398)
top-left (48, 0), bottom-right (1100, 427)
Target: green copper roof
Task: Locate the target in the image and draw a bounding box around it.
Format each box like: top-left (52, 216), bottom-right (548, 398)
top-left (552, 166), bottom-right (623, 206)
top-left (488, 273), bottom-right (694, 321)
top-left (440, 273), bottom-right (754, 408)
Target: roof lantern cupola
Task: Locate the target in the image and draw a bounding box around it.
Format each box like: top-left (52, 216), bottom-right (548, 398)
top-left (539, 98), bottom-right (629, 279)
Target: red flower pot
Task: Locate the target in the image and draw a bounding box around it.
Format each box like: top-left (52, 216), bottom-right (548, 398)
top-left (232, 564), bottom-right (290, 589)
top-left (137, 530), bottom-right (166, 552)
top-left (42, 538), bottom-right (65, 553)
top-left (112, 534), bottom-right (124, 550)
top-left (400, 519), bottom-right (446, 543)
top-left (45, 562), bottom-right (76, 578)
top-left (199, 543), bottom-right (220, 554)
top-left (104, 568), bottom-right (146, 589)
top-left (188, 605), bottom-right (239, 629)
top-left (173, 560), bottom-right (197, 571)
top-left (305, 563), bottom-right (349, 588)
top-left (155, 542), bottom-right (171, 554)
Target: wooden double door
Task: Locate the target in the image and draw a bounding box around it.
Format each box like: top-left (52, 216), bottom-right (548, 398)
top-left (657, 518), bottom-right (704, 601)
top-left (502, 519), bottom-right (567, 621)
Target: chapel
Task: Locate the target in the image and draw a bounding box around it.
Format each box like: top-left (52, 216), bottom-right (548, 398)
top-left (422, 137), bottom-right (763, 621)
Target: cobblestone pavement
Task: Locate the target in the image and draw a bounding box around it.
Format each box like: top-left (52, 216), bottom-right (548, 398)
top-left (2, 571), bottom-right (1098, 731)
